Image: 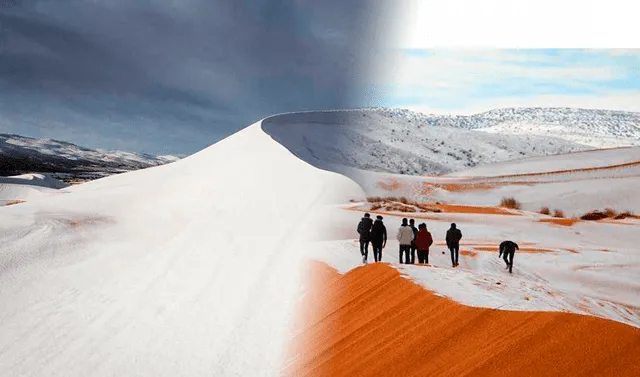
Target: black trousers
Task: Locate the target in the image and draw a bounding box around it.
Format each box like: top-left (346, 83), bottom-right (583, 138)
top-left (409, 244), bottom-right (417, 264)
top-left (448, 243), bottom-right (459, 265)
top-left (359, 240), bottom-right (370, 259)
top-left (417, 250), bottom-right (430, 264)
top-left (503, 250), bottom-right (515, 273)
top-left (372, 242), bottom-right (383, 262)
top-left (399, 245), bottom-right (411, 264)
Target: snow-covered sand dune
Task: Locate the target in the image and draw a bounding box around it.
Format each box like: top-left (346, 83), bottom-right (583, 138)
top-left (0, 173), bottom-right (68, 206)
top-left (0, 122), bottom-right (363, 377)
top-left (2, 109), bottom-right (639, 376)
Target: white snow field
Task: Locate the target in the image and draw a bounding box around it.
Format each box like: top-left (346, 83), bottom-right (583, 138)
top-left (0, 122), bottom-right (363, 377)
top-left (261, 111), bottom-right (640, 329)
top-left (0, 173), bottom-right (68, 206)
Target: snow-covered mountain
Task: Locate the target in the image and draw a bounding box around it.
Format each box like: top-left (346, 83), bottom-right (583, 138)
top-left (0, 133), bottom-right (182, 176)
top-left (263, 107), bottom-right (640, 176)
top-left (373, 107), bottom-right (640, 148)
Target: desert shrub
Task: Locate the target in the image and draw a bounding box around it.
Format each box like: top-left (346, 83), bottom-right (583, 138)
top-left (553, 209), bottom-right (565, 218)
top-left (499, 197), bottom-right (522, 210)
top-left (580, 209), bottom-right (639, 221)
top-left (539, 206), bottom-right (551, 215)
top-left (386, 205), bottom-right (416, 213)
top-left (367, 196), bottom-right (382, 203)
top-left (399, 196), bottom-right (409, 204)
top-left (386, 196), bottom-right (399, 202)
top-left (580, 211), bottom-right (608, 221)
top-left (614, 211), bottom-right (640, 220)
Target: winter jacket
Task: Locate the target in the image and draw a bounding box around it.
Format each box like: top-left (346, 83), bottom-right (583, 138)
top-left (397, 225), bottom-right (415, 245)
top-left (499, 240), bottom-right (519, 256)
top-left (370, 220), bottom-right (387, 244)
top-left (357, 217), bottom-right (373, 241)
top-left (446, 228), bottom-right (462, 245)
top-left (410, 226), bottom-right (418, 246)
top-left (414, 229), bottom-right (433, 251)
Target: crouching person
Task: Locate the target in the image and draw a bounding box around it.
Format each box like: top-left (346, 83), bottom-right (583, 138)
top-left (499, 240), bottom-right (519, 273)
top-left (415, 223), bottom-right (433, 264)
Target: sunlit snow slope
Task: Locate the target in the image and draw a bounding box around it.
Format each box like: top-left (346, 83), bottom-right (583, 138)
top-left (0, 122), bottom-right (363, 377)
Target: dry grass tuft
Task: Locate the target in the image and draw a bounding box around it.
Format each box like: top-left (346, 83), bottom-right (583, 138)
top-left (553, 209), bottom-right (565, 218)
top-left (499, 197), bottom-right (522, 210)
top-left (385, 205), bottom-right (416, 213)
top-left (580, 208), bottom-right (639, 221)
top-left (614, 212), bottom-right (640, 220)
top-left (580, 211), bottom-right (608, 221)
top-left (539, 206), bottom-right (551, 215)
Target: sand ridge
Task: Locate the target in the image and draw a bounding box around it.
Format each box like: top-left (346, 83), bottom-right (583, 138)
top-left (282, 261), bottom-right (640, 377)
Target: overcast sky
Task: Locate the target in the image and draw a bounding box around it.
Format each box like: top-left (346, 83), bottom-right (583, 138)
top-left (2, 1), bottom-right (638, 155)
top-left (1, 0), bottom-right (398, 155)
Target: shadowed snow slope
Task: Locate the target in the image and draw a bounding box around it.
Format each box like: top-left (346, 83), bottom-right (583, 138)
top-left (0, 122), bottom-right (363, 377)
top-left (261, 110), bottom-right (589, 176)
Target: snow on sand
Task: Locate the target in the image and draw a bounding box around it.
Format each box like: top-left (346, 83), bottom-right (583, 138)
top-left (0, 122), bottom-right (363, 377)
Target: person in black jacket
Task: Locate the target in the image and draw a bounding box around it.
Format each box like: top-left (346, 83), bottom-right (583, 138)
top-left (499, 240), bottom-right (519, 273)
top-left (357, 213), bottom-right (373, 264)
top-left (369, 215), bottom-right (387, 262)
top-left (408, 219), bottom-right (418, 264)
top-left (446, 223), bottom-right (462, 267)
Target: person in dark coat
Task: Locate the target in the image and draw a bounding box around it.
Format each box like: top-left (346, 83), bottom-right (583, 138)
top-left (370, 215), bottom-right (387, 262)
top-left (414, 223), bottom-right (434, 264)
top-left (445, 223), bottom-right (462, 267)
top-left (357, 213), bottom-right (373, 264)
top-left (499, 240), bottom-right (519, 273)
top-left (408, 219), bottom-right (418, 264)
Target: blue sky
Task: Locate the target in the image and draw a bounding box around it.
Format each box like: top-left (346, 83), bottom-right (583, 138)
top-left (377, 49), bottom-right (640, 114)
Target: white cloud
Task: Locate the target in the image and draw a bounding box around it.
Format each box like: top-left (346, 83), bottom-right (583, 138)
top-left (395, 0), bottom-right (640, 48)
top-left (369, 49), bottom-right (627, 106)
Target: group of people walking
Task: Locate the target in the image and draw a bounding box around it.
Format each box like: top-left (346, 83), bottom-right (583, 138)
top-left (356, 213), bottom-right (519, 273)
top-left (356, 213), bottom-right (464, 267)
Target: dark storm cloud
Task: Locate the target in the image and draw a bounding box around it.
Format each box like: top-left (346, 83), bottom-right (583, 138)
top-left (0, 0), bottom-right (397, 154)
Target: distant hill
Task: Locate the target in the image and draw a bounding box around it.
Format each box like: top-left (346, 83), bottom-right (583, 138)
top-left (0, 133), bottom-right (182, 178)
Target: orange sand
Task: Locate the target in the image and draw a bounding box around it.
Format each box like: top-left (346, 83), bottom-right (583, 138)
top-left (473, 246), bottom-right (557, 253)
top-left (437, 203), bottom-right (518, 215)
top-left (282, 262), bottom-right (640, 377)
top-left (485, 160), bottom-right (640, 179)
top-left (460, 249), bottom-right (478, 257)
top-left (538, 218), bottom-right (582, 226)
top-left (420, 181), bottom-right (539, 195)
top-left (349, 203), bottom-right (519, 217)
top-left (4, 200), bottom-right (25, 206)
